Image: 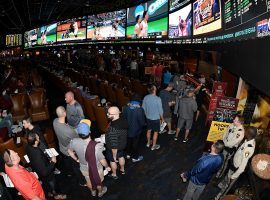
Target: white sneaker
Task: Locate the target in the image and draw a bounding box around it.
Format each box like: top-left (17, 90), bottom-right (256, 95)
top-left (98, 186), bottom-right (107, 197)
top-left (168, 130), bottom-right (176, 135)
top-left (159, 129), bottom-right (167, 134)
top-left (151, 144), bottom-right (160, 151)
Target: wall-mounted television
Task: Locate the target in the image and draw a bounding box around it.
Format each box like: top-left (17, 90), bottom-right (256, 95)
top-left (57, 17), bottom-right (86, 42)
top-left (87, 9), bottom-right (126, 40)
top-left (6, 34), bottom-right (22, 47)
top-left (126, 0), bottom-right (168, 39)
top-left (169, 0), bottom-right (191, 12)
top-left (169, 3), bottom-right (192, 38)
top-left (193, 0), bottom-right (221, 35)
top-left (24, 29), bottom-right (38, 48)
top-left (37, 23), bottom-right (57, 45)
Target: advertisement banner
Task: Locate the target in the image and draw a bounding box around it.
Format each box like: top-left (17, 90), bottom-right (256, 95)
top-left (206, 81), bottom-right (227, 122)
top-left (207, 121), bottom-right (230, 142)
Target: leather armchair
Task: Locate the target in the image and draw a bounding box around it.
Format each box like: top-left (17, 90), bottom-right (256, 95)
top-left (27, 89), bottom-right (49, 122)
top-left (11, 92), bottom-right (29, 122)
top-left (44, 128), bottom-right (56, 148)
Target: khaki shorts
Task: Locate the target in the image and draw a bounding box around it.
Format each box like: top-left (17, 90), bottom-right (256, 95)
top-left (81, 169), bottom-right (104, 183)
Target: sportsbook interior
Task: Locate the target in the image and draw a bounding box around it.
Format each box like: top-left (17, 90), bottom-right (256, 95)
top-left (0, 0), bottom-right (270, 199)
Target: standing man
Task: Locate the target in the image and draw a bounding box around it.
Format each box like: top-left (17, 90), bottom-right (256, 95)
top-left (65, 91), bottom-right (84, 128)
top-left (216, 115), bottom-right (245, 178)
top-left (159, 83), bottom-right (175, 135)
top-left (142, 85), bottom-right (164, 150)
top-left (3, 149), bottom-right (45, 200)
top-left (215, 126), bottom-right (257, 200)
top-left (139, 11), bottom-right (149, 37)
top-left (105, 107), bottom-right (128, 179)
top-left (53, 106), bottom-right (85, 186)
top-left (174, 90), bottom-right (197, 142)
top-left (180, 140), bottom-right (225, 200)
top-left (123, 94), bottom-right (145, 162)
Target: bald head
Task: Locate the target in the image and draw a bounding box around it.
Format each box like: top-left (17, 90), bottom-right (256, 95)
top-left (65, 91), bottom-right (74, 104)
top-left (56, 106), bottom-right (66, 118)
top-left (107, 106), bottom-right (120, 121)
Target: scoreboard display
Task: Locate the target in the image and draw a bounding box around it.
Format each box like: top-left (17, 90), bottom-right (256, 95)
top-left (6, 34), bottom-right (22, 47)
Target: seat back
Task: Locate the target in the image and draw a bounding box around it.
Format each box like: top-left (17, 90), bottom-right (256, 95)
top-left (44, 128), bottom-right (56, 148)
top-left (83, 96), bottom-right (100, 121)
top-left (93, 106), bottom-right (108, 134)
top-left (104, 84), bottom-right (116, 104)
top-left (11, 92), bottom-right (28, 121)
top-left (28, 89), bottom-right (45, 110)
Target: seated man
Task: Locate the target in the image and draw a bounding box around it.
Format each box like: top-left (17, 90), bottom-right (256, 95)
top-left (26, 132), bottom-right (66, 199)
top-left (2, 149), bottom-right (45, 200)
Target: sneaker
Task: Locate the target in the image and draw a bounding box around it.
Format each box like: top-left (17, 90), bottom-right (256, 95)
top-left (108, 174), bottom-right (118, 180)
top-left (159, 129), bottom-right (167, 134)
top-left (98, 186), bottom-right (107, 198)
top-left (120, 170), bottom-right (125, 175)
top-left (126, 155), bottom-right (131, 159)
top-left (183, 138), bottom-right (189, 143)
top-left (91, 190), bottom-right (97, 197)
top-left (146, 143), bottom-right (151, 148)
top-left (174, 137), bottom-right (178, 141)
top-left (53, 168), bottom-right (61, 175)
top-left (132, 156), bottom-right (143, 163)
top-left (168, 130), bottom-right (176, 135)
top-left (103, 169), bottom-right (109, 176)
top-left (151, 144), bottom-right (160, 151)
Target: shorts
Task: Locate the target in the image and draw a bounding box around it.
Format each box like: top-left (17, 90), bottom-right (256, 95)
top-left (164, 117), bottom-right (172, 123)
top-left (177, 118), bottom-right (193, 130)
top-left (106, 150), bottom-right (125, 162)
top-left (146, 119), bottom-right (160, 132)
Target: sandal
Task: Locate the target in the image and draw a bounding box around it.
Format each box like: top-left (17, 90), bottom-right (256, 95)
top-left (120, 170), bottom-right (125, 175)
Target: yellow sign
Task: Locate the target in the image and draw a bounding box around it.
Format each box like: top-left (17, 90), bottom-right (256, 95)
top-left (207, 121), bottom-right (230, 142)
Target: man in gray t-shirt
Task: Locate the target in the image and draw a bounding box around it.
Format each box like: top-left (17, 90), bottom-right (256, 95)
top-left (53, 106), bottom-right (85, 185)
top-left (65, 91), bottom-right (84, 127)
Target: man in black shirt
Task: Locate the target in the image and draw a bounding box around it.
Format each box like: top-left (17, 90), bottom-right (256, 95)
top-left (26, 132), bottom-right (66, 199)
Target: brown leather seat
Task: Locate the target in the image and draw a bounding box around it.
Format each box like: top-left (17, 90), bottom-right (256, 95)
top-left (11, 92), bottom-right (29, 122)
top-left (83, 96), bottom-right (100, 121)
top-left (32, 74), bottom-right (43, 88)
top-left (98, 82), bottom-right (107, 99)
top-left (122, 76), bottom-right (132, 90)
top-left (104, 84), bottom-right (116, 104)
top-left (115, 88), bottom-right (130, 109)
top-left (132, 79), bottom-right (148, 97)
top-left (27, 89), bottom-right (49, 122)
top-left (44, 128), bottom-right (56, 148)
top-left (93, 106), bottom-right (108, 134)
top-left (90, 78), bottom-right (98, 94)
top-left (71, 88), bottom-right (85, 113)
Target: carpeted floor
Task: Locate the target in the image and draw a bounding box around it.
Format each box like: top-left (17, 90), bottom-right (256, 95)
top-left (7, 79), bottom-right (249, 200)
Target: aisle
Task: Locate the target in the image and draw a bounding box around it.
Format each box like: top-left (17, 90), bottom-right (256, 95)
top-left (44, 79), bottom-right (218, 200)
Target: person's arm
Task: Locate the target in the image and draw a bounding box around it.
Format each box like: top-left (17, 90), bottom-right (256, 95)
top-left (184, 158), bottom-right (208, 179)
top-left (68, 148), bottom-right (79, 163)
top-left (192, 100), bottom-right (198, 112)
top-left (32, 196), bottom-right (43, 200)
top-left (77, 104), bottom-right (85, 120)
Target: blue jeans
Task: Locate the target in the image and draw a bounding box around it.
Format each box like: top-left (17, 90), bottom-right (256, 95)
top-left (0, 114), bottom-right (13, 134)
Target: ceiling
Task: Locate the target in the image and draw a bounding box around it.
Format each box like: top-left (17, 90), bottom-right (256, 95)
top-left (0, 0), bottom-right (146, 34)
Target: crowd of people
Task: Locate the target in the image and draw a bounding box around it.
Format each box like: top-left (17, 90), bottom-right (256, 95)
top-left (0, 60), bottom-right (259, 200)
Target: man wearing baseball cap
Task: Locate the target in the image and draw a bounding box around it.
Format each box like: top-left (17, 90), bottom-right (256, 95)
top-left (68, 119), bottom-right (109, 197)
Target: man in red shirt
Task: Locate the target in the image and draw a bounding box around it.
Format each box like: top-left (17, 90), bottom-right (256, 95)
top-left (3, 149), bottom-right (45, 200)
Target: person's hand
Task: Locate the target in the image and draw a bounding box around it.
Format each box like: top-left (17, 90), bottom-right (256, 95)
top-left (51, 156), bottom-right (57, 163)
top-left (106, 167), bottom-right (111, 172)
top-left (180, 173), bottom-right (187, 183)
top-left (113, 157), bottom-right (118, 162)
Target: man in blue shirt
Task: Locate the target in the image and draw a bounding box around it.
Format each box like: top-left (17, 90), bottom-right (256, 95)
top-left (181, 140), bottom-right (224, 200)
top-left (142, 85), bottom-right (164, 151)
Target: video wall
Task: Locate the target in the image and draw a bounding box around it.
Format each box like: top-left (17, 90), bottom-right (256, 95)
top-left (6, 34), bottom-right (22, 47)
top-left (19, 0), bottom-right (270, 48)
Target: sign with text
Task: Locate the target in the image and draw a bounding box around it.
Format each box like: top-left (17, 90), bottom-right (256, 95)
top-left (207, 121), bottom-right (230, 142)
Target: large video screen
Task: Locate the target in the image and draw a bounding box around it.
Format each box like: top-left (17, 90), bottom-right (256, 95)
top-left (6, 34), bottom-right (22, 47)
top-left (169, 0), bottom-right (191, 12)
top-left (37, 23), bottom-right (57, 45)
top-left (126, 0), bottom-right (168, 39)
top-left (169, 3), bottom-right (192, 38)
top-left (193, 0), bottom-right (221, 35)
top-left (57, 17), bottom-right (86, 42)
top-left (24, 29), bottom-right (38, 48)
top-left (87, 9), bottom-right (126, 40)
